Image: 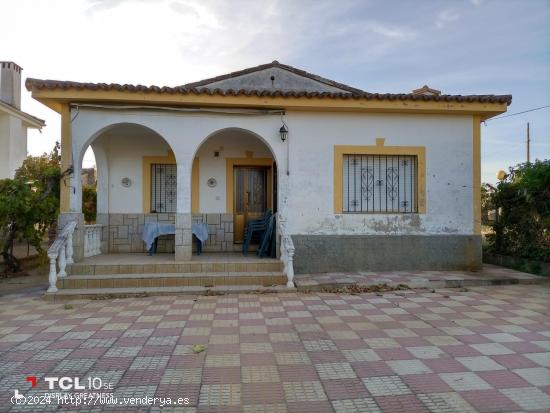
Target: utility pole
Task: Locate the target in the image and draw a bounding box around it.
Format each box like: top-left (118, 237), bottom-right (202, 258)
top-left (527, 122), bottom-right (530, 163)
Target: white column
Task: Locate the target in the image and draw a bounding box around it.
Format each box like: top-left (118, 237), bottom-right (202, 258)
top-left (175, 160), bottom-right (192, 261)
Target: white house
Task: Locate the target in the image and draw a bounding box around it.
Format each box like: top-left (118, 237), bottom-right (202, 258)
top-left (26, 61), bottom-right (511, 296)
top-left (0, 62), bottom-right (45, 179)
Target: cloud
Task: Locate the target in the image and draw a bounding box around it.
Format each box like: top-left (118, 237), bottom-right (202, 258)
top-left (435, 10), bottom-right (460, 29)
top-left (365, 22), bottom-right (415, 39)
top-left (84, 0), bottom-right (157, 15)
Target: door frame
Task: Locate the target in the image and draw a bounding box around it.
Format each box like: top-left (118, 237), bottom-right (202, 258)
top-left (225, 157), bottom-right (274, 213)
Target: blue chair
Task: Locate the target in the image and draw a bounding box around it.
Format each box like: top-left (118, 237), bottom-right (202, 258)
top-left (242, 209), bottom-right (272, 255)
top-left (257, 215), bottom-right (276, 257)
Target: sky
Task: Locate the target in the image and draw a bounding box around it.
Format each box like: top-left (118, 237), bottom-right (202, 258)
top-left (1, 0), bottom-right (549, 183)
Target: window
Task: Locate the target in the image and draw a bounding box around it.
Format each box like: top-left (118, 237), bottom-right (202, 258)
top-left (343, 154), bottom-right (418, 213)
top-left (151, 164), bottom-right (176, 213)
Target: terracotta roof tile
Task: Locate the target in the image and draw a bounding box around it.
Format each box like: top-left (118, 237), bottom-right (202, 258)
top-left (25, 61), bottom-right (512, 106)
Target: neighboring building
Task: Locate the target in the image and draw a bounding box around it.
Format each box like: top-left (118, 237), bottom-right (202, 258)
top-left (0, 62), bottom-right (45, 179)
top-left (26, 61), bottom-right (511, 276)
top-left (81, 167), bottom-right (96, 187)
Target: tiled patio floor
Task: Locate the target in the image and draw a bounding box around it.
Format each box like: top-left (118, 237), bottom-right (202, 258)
top-left (0, 284), bottom-right (549, 412)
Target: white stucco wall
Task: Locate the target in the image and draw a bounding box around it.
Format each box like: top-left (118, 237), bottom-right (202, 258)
top-left (284, 112), bottom-right (474, 235)
top-left (69, 108), bottom-right (474, 235)
top-left (196, 131), bottom-right (273, 213)
top-left (87, 125), bottom-right (172, 213)
top-left (0, 113), bottom-right (27, 179)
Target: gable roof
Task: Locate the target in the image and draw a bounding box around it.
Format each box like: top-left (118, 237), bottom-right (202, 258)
top-left (182, 61), bottom-right (365, 94)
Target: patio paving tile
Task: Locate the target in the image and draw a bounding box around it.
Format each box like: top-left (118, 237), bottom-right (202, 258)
top-left (0, 283), bottom-right (548, 411)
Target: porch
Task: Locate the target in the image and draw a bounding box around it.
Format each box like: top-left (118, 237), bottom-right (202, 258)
top-left (74, 123), bottom-right (280, 259)
top-left (46, 113), bottom-right (296, 297)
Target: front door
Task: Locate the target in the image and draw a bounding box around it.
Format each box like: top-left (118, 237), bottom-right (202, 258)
top-left (234, 166), bottom-right (269, 243)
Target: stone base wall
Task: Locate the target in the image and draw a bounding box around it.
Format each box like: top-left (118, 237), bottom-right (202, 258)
top-left (98, 213), bottom-right (239, 254)
top-left (192, 214), bottom-right (240, 252)
top-left (292, 234), bottom-right (482, 274)
top-left (105, 213), bottom-right (176, 253)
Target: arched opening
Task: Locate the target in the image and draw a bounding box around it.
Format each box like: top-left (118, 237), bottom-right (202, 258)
top-left (191, 128), bottom-right (278, 253)
top-left (81, 146), bottom-right (97, 224)
top-left (78, 123), bottom-right (177, 255)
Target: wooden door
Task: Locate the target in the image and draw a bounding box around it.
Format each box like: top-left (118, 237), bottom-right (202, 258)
top-left (234, 166), bottom-right (269, 243)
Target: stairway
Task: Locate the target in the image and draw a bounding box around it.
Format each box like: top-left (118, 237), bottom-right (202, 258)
top-left (45, 254), bottom-right (290, 300)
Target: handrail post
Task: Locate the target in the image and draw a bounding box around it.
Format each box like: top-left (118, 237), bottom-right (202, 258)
top-left (66, 231), bottom-right (74, 264)
top-left (58, 243), bottom-right (67, 278)
top-left (277, 213), bottom-right (296, 288)
top-left (286, 245), bottom-right (295, 287)
top-left (47, 255), bottom-right (58, 293)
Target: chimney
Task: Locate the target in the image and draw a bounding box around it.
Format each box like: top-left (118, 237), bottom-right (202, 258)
top-left (0, 61), bottom-right (22, 109)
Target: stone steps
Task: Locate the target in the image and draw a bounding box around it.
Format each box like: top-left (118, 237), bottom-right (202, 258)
top-left (45, 284), bottom-right (295, 301)
top-left (56, 272), bottom-right (287, 289)
top-left (67, 260), bottom-right (283, 275)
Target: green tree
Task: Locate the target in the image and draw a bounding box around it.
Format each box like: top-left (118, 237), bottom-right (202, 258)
top-left (0, 143), bottom-right (61, 273)
top-left (484, 160), bottom-right (550, 262)
top-left (82, 186), bottom-right (97, 223)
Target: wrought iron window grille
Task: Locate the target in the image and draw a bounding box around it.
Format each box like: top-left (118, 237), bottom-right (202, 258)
top-left (151, 163), bottom-right (177, 213)
top-left (343, 154), bottom-right (418, 213)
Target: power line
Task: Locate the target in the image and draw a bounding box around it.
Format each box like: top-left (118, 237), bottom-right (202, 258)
top-left (485, 104), bottom-right (550, 122)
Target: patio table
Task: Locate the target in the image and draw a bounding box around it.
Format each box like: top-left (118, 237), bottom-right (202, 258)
top-left (143, 222), bottom-right (208, 255)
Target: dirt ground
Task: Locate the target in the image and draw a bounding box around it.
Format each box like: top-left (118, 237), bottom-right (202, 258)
top-left (0, 263), bottom-right (49, 296)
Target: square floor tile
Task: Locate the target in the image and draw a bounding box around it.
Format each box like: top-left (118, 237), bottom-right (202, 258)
top-left (482, 333), bottom-right (523, 343)
top-left (275, 352), bottom-right (310, 365)
top-left (470, 343), bottom-right (514, 355)
top-left (282, 380), bottom-right (328, 402)
top-left (513, 367), bottom-right (550, 386)
top-left (439, 372), bottom-right (492, 391)
top-left (500, 387), bottom-right (550, 411)
top-left (129, 356), bottom-right (168, 370)
top-left (315, 362), bottom-right (357, 380)
top-left (525, 352), bottom-right (550, 367)
top-left (362, 376), bottom-right (411, 396)
top-left (406, 346), bottom-right (445, 359)
top-left (461, 389), bottom-right (521, 412)
top-left (386, 360), bottom-right (432, 375)
top-left (332, 397), bottom-right (381, 413)
top-left (242, 403), bottom-right (287, 413)
top-left (342, 349), bottom-right (381, 363)
top-left (242, 365), bottom-right (280, 383)
top-left (456, 356), bottom-right (506, 372)
top-left (364, 338), bottom-right (400, 349)
top-left (418, 392), bottom-right (476, 413)
top-left (199, 383), bottom-right (241, 406)
top-left (303, 340), bottom-right (337, 351)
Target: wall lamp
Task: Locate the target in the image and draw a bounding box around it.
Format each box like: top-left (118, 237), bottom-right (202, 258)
top-left (279, 124), bottom-right (288, 142)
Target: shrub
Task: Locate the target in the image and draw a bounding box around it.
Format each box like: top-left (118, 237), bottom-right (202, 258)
top-left (484, 160), bottom-right (550, 262)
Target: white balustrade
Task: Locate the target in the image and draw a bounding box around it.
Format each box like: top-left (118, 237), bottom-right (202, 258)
top-left (277, 213), bottom-right (295, 288)
top-left (84, 224), bottom-right (103, 258)
top-left (47, 221), bottom-right (77, 293)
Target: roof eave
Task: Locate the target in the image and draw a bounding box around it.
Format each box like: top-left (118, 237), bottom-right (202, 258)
top-left (0, 100), bottom-right (45, 129)
top-left (26, 77), bottom-right (511, 118)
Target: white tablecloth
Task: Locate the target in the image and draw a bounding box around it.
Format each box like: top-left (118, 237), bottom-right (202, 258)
top-left (142, 222), bottom-right (209, 250)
